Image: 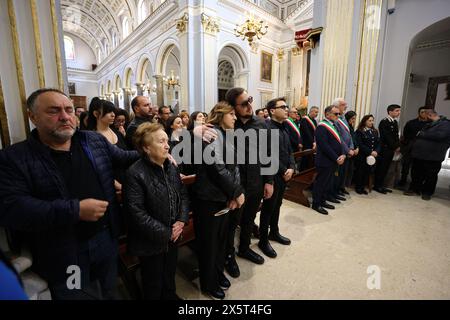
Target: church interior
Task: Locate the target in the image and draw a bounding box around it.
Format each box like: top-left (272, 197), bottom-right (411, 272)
top-left (0, 0), bottom-right (449, 300)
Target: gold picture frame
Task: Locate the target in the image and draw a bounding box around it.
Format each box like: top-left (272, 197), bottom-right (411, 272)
top-left (261, 51), bottom-right (273, 83)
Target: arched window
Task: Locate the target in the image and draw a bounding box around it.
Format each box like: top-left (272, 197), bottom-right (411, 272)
top-left (138, 0), bottom-right (148, 23)
top-left (64, 35), bottom-right (75, 60)
top-left (112, 32), bottom-right (118, 48)
top-left (122, 17), bottom-right (130, 39)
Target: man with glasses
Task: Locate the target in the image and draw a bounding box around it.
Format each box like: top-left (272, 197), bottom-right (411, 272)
top-left (125, 96), bottom-right (153, 149)
top-left (158, 105), bottom-right (172, 126)
top-left (258, 98), bottom-right (295, 258)
top-left (398, 106), bottom-right (431, 188)
top-left (286, 107), bottom-right (302, 153)
top-left (223, 87), bottom-right (274, 277)
top-left (312, 106), bottom-right (346, 215)
top-left (0, 88), bottom-right (139, 299)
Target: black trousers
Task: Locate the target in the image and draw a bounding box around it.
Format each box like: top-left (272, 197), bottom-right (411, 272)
top-left (139, 243), bottom-right (178, 300)
top-left (312, 165), bottom-right (337, 207)
top-left (49, 228), bottom-right (118, 300)
top-left (225, 191), bottom-right (263, 256)
top-left (400, 152), bottom-right (412, 183)
top-left (238, 193), bottom-right (263, 253)
top-left (195, 200), bottom-right (230, 292)
top-left (374, 148), bottom-right (394, 188)
top-left (260, 175), bottom-right (286, 241)
top-left (354, 159), bottom-right (371, 191)
top-left (333, 162), bottom-right (346, 195)
top-left (409, 158), bottom-right (442, 196)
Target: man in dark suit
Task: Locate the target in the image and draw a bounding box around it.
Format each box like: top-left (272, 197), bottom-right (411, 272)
top-left (374, 104), bottom-right (401, 194)
top-left (312, 106), bottom-right (346, 215)
top-left (258, 98), bottom-right (295, 258)
top-left (398, 106), bottom-right (431, 187)
top-left (300, 106), bottom-right (318, 150)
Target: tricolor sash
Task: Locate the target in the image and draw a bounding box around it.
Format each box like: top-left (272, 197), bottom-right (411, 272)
top-left (305, 116), bottom-right (316, 131)
top-left (337, 118), bottom-right (350, 134)
top-left (286, 118), bottom-right (301, 138)
top-left (319, 119), bottom-right (341, 143)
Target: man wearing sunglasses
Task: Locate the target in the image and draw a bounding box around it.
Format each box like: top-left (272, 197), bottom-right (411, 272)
top-left (312, 106), bottom-right (346, 215)
top-left (223, 87), bottom-right (274, 277)
top-left (258, 98), bottom-right (295, 258)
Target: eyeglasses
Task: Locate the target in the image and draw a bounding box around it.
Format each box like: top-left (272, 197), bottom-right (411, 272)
top-left (275, 105), bottom-right (289, 110)
top-left (333, 112), bottom-right (340, 116)
top-left (236, 96), bottom-right (253, 107)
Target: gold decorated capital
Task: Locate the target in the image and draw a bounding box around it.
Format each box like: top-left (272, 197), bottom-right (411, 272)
top-left (201, 13), bottom-right (220, 35)
top-left (176, 13), bottom-right (189, 34)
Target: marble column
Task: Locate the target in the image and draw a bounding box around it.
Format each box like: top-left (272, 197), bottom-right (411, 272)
top-left (122, 88), bottom-right (130, 112)
top-left (154, 75), bottom-right (164, 107)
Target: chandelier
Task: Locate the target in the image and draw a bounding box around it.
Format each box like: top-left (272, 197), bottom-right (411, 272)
top-left (164, 70), bottom-right (180, 89)
top-left (234, 17), bottom-right (268, 45)
top-left (143, 81), bottom-right (156, 94)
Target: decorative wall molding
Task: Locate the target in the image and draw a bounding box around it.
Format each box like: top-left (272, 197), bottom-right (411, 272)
top-left (201, 13), bottom-right (220, 35)
top-left (176, 12), bottom-right (189, 34)
top-left (416, 39), bottom-right (450, 51)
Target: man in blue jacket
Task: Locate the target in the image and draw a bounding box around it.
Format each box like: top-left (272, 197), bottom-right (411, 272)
top-left (0, 88), bottom-right (139, 300)
top-left (312, 106), bottom-right (346, 215)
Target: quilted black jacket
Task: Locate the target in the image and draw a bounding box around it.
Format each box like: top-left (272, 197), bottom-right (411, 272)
top-left (193, 126), bottom-right (244, 204)
top-left (0, 129), bottom-right (139, 284)
top-left (124, 157), bottom-right (190, 257)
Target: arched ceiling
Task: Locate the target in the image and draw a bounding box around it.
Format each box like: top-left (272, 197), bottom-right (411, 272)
top-left (60, 0), bottom-right (136, 63)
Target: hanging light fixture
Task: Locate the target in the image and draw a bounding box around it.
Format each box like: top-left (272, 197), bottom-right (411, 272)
top-left (234, 16), bottom-right (268, 45)
top-left (164, 70), bottom-right (180, 89)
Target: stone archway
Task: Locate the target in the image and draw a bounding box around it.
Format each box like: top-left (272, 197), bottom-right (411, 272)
top-left (217, 43), bottom-right (249, 101)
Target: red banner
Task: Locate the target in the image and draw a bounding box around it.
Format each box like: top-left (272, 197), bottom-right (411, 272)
top-left (295, 29), bottom-right (311, 47)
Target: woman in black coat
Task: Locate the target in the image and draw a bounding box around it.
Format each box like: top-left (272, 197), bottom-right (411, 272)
top-left (193, 102), bottom-right (245, 300)
top-left (124, 122), bottom-right (190, 300)
top-left (354, 115), bottom-right (381, 194)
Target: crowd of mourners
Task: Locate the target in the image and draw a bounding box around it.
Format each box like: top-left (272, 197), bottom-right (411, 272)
top-left (0, 86), bottom-right (449, 300)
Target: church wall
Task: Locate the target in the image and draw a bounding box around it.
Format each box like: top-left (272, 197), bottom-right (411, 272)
top-left (65, 34), bottom-right (97, 71)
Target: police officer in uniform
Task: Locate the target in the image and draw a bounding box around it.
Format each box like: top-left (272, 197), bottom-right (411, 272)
top-left (374, 104), bottom-right (401, 194)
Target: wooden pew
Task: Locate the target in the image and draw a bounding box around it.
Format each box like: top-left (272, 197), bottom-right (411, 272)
top-left (283, 149), bottom-right (317, 207)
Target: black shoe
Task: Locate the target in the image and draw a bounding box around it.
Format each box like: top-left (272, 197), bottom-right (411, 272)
top-left (373, 187), bottom-right (387, 194)
top-left (252, 223), bottom-right (260, 239)
top-left (206, 288), bottom-right (225, 300)
top-left (403, 190), bottom-right (416, 196)
top-left (224, 255), bottom-right (240, 278)
top-left (322, 203), bottom-right (335, 210)
top-left (327, 197), bottom-right (340, 204)
top-left (421, 194), bottom-right (431, 201)
top-left (237, 248), bottom-right (265, 265)
top-left (258, 241), bottom-right (277, 258)
top-left (335, 195), bottom-right (346, 201)
top-left (340, 189), bottom-right (350, 195)
top-left (269, 232), bottom-right (291, 245)
top-left (384, 188), bottom-right (393, 193)
top-left (312, 206), bottom-right (328, 215)
top-left (218, 273), bottom-right (230, 290)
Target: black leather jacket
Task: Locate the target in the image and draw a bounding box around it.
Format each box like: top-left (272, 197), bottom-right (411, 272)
top-left (124, 157), bottom-right (190, 256)
top-left (194, 126), bottom-right (244, 204)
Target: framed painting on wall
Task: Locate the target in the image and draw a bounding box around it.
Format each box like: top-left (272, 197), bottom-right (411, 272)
top-left (261, 51), bottom-right (273, 83)
top-left (68, 82), bottom-right (76, 95)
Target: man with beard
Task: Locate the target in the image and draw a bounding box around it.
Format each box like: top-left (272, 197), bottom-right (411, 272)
top-left (223, 87), bottom-right (274, 277)
top-left (0, 88), bottom-right (139, 299)
top-left (125, 95), bottom-right (153, 149)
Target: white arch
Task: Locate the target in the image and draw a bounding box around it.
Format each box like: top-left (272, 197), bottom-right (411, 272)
top-left (114, 73), bottom-right (122, 91)
top-left (217, 41), bottom-right (249, 71)
top-left (155, 38), bottom-right (181, 75)
top-left (123, 66), bottom-right (135, 88)
top-left (136, 53), bottom-right (155, 83)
